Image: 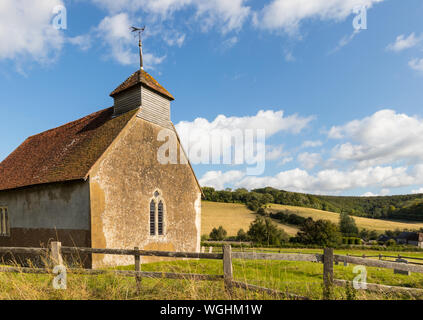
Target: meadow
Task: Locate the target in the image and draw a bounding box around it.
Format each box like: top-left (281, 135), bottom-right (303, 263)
top-left (202, 201), bottom-right (423, 238)
top-left (2, 246), bottom-right (423, 300)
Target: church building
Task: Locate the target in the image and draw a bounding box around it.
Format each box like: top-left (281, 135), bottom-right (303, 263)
top-left (0, 45), bottom-right (202, 268)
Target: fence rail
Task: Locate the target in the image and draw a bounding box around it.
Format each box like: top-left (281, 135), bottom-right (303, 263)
top-left (1, 242), bottom-right (423, 299)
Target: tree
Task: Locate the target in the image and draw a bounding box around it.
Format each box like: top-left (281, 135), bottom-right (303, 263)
top-left (237, 229), bottom-right (249, 241)
top-left (247, 217), bottom-right (289, 246)
top-left (209, 226), bottom-right (227, 241)
top-left (339, 212), bottom-right (359, 237)
top-left (297, 218), bottom-right (342, 247)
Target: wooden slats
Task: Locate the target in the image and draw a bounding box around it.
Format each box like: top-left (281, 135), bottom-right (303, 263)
top-left (333, 279), bottom-right (423, 296)
top-left (232, 252), bottom-right (323, 263)
top-left (335, 254), bottom-right (423, 273)
top-left (61, 247), bottom-right (223, 260)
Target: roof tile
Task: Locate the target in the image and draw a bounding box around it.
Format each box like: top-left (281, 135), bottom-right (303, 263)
top-left (0, 107), bottom-right (137, 191)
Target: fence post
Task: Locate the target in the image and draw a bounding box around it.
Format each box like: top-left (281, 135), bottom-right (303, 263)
top-left (134, 247), bottom-right (141, 294)
top-left (323, 248), bottom-right (334, 300)
top-left (223, 244), bottom-right (233, 296)
top-left (50, 241), bottom-right (63, 266)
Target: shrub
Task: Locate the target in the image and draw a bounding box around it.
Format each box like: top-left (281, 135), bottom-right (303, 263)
top-left (297, 218), bottom-right (342, 247)
top-left (386, 239), bottom-right (397, 247)
top-left (247, 217), bottom-right (289, 246)
top-left (236, 229), bottom-right (249, 241)
top-left (209, 226), bottom-right (227, 241)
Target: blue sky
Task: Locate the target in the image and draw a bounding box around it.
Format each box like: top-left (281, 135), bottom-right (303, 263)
top-left (1, 0), bottom-right (423, 196)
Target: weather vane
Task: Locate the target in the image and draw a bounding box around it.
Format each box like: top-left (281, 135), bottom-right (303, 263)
top-left (131, 26), bottom-right (146, 70)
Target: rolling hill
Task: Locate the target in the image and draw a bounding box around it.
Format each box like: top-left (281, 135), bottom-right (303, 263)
top-left (201, 201), bottom-right (423, 237)
top-left (201, 201), bottom-right (299, 236)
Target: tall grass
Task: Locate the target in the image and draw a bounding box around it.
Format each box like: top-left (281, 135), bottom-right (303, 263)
top-left (1, 249), bottom-right (423, 300)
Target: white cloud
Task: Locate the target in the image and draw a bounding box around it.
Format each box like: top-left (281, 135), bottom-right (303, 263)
top-left (361, 192), bottom-right (377, 197)
top-left (199, 170), bottom-right (245, 190)
top-left (301, 140), bottom-right (323, 148)
top-left (0, 0), bottom-right (65, 64)
top-left (175, 110), bottom-right (313, 168)
top-left (67, 35), bottom-right (92, 51)
top-left (412, 188), bottom-right (423, 194)
top-left (222, 37), bottom-right (239, 50)
top-left (266, 145), bottom-right (286, 161)
top-left (91, 0), bottom-right (251, 33)
top-left (298, 152), bottom-right (321, 170)
top-left (387, 33), bottom-right (422, 52)
top-left (329, 109), bottom-right (423, 167)
top-left (96, 13), bottom-right (166, 67)
top-left (409, 58), bottom-right (423, 73)
top-left (200, 165), bottom-right (423, 193)
top-left (176, 110), bottom-right (313, 141)
top-left (253, 0), bottom-right (384, 34)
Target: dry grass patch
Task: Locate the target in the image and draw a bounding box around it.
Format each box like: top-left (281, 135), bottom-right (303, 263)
top-left (202, 201), bottom-right (299, 236)
top-left (268, 204), bottom-right (423, 232)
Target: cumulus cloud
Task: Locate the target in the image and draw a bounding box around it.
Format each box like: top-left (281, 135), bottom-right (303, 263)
top-left (412, 187), bottom-right (423, 194)
top-left (199, 170), bottom-right (245, 190)
top-left (174, 110), bottom-right (313, 169)
top-left (200, 165), bottom-right (423, 193)
top-left (96, 13), bottom-right (165, 67)
top-left (387, 33), bottom-right (422, 52)
top-left (409, 58), bottom-right (423, 73)
top-left (0, 0), bottom-right (65, 64)
top-left (253, 0), bottom-right (384, 34)
top-left (298, 152), bottom-right (322, 170)
top-left (301, 140), bottom-right (323, 148)
top-left (91, 0), bottom-right (250, 33)
top-left (329, 109), bottom-right (423, 167)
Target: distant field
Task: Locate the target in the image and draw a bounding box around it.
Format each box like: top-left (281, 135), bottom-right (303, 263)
top-left (202, 201), bottom-right (299, 236)
top-left (268, 204), bottom-right (423, 232)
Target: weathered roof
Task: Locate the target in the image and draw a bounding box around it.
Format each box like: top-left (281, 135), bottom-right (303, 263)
top-left (0, 107), bottom-right (137, 191)
top-left (110, 69), bottom-right (174, 101)
top-left (397, 232), bottom-right (422, 242)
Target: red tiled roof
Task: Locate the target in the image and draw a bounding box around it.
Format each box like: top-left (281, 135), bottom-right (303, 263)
top-left (110, 69), bottom-right (174, 101)
top-left (0, 107), bottom-right (137, 191)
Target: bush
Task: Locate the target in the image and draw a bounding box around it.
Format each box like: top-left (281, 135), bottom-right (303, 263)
top-left (297, 218), bottom-right (342, 247)
top-left (236, 229), bottom-right (249, 241)
top-left (209, 226), bottom-right (227, 241)
top-left (247, 217), bottom-right (289, 246)
top-left (386, 239), bottom-right (397, 247)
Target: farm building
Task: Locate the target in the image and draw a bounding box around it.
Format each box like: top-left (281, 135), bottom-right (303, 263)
top-left (396, 232), bottom-right (423, 248)
top-left (0, 69), bottom-right (202, 268)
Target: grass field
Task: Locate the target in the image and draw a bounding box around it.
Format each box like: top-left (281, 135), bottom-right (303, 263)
top-left (3, 247), bottom-right (423, 300)
top-left (202, 201), bottom-right (299, 236)
top-left (202, 201), bottom-right (423, 239)
top-left (268, 204), bottom-right (423, 232)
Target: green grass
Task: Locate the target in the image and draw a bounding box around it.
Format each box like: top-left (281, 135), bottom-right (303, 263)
top-left (2, 247), bottom-right (423, 300)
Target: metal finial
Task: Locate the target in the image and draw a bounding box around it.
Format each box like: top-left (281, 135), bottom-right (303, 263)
top-left (131, 26), bottom-right (146, 70)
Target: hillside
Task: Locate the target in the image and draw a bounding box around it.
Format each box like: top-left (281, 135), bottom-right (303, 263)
top-left (268, 204), bottom-right (423, 232)
top-left (202, 187), bottom-right (423, 221)
top-left (202, 201), bottom-right (423, 237)
top-left (201, 201), bottom-right (299, 236)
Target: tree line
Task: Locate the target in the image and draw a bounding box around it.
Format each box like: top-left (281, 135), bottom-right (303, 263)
top-left (202, 186), bottom-right (423, 221)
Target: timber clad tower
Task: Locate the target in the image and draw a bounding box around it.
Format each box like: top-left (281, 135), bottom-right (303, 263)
top-left (0, 66), bottom-right (202, 268)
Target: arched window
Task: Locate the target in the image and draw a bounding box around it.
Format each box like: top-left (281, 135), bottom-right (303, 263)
top-left (158, 201), bottom-right (164, 235)
top-left (149, 200), bottom-right (156, 236)
top-left (0, 207), bottom-right (9, 237)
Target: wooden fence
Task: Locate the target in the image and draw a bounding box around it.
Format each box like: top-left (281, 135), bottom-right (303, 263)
top-left (1, 243), bottom-right (423, 299)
